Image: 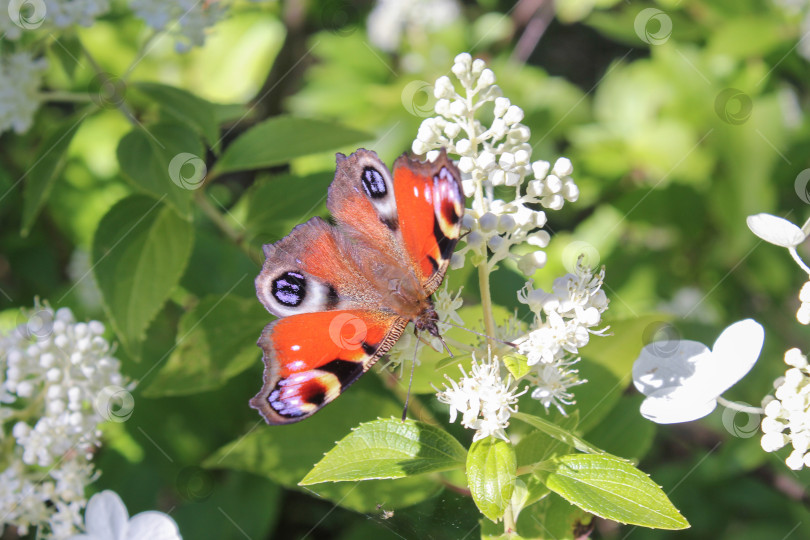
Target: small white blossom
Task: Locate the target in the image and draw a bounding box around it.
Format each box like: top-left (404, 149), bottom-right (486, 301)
top-left (0, 0), bottom-right (111, 38)
top-left (746, 213), bottom-right (806, 247)
top-left (130, 0), bottom-right (226, 52)
top-left (413, 53), bottom-right (578, 274)
top-left (0, 303), bottom-right (131, 537)
top-left (517, 262), bottom-right (608, 367)
top-left (367, 0), bottom-right (459, 53)
top-left (436, 353), bottom-right (527, 442)
top-left (632, 319), bottom-right (764, 424)
top-left (527, 360), bottom-right (586, 415)
top-left (0, 52), bottom-right (48, 135)
top-left (67, 490), bottom-right (182, 540)
top-left (760, 348), bottom-right (810, 470)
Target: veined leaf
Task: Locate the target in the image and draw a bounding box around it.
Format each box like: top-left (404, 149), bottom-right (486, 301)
top-left (467, 437), bottom-right (516, 522)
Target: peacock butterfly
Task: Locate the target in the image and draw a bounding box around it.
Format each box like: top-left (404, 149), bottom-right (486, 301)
top-left (250, 148), bottom-right (464, 424)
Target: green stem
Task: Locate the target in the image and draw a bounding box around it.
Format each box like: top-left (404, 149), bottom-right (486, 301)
top-left (478, 264), bottom-right (496, 350)
top-left (193, 190), bottom-right (255, 259)
top-left (503, 505), bottom-right (516, 534)
top-left (39, 91), bottom-right (94, 103)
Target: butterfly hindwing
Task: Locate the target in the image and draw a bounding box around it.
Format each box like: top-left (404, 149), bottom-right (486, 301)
top-left (250, 310), bottom-right (408, 424)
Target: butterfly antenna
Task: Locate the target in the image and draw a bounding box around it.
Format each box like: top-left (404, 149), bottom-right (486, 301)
top-left (402, 330), bottom-right (421, 422)
top-left (438, 320), bottom-right (518, 348)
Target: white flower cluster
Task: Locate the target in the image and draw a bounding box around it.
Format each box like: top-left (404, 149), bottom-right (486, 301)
top-left (436, 353), bottom-right (526, 442)
top-left (413, 53), bottom-right (579, 275)
top-left (761, 348), bottom-right (810, 470)
top-left (367, 0), bottom-right (460, 53)
top-left (0, 52), bottom-right (48, 135)
top-left (0, 0), bottom-right (111, 39)
top-left (0, 304), bottom-right (131, 538)
top-left (130, 0), bottom-right (227, 52)
top-left (797, 281), bottom-right (810, 325)
top-left (516, 260), bottom-right (608, 413)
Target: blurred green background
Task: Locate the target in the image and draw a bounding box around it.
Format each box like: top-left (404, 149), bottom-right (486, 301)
top-left (3, 0), bottom-right (810, 538)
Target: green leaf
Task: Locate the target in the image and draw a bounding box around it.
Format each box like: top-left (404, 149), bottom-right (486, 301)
top-left (537, 454), bottom-right (689, 530)
top-left (300, 418), bottom-right (466, 484)
top-left (211, 116), bottom-right (372, 175)
top-left (206, 388), bottom-right (442, 511)
top-left (49, 34), bottom-right (83, 79)
top-left (117, 122), bottom-right (205, 219)
top-left (503, 353), bottom-right (530, 380)
top-left (514, 492), bottom-right (590, 540)
top-left (92, 195), bottom-right (194, 354)
top-left (583, 395), bottom-right (655, 462)
top-left (467, 437), bottom-right (516, 522)
top-left (142, 295), bottom-right (267, 397)
top-left (512, 412), bottom-right (604, 455)
top-left (21, 112), bottom-right (86, 236)
top-left (515, 413), bottom-right (580, 468)
top-left (133, 82), bottom-right (220, 152)
top-left (234, 171), bottom-right (333, 244)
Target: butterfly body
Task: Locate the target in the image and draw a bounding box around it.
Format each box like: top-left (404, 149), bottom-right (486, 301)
top-left (251, 149), bottom-right (463, 425)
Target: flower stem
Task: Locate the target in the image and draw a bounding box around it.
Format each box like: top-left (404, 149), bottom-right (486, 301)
top-left (478, 265), bottom-right (497, 350)
top-left (503, 505), bottom-right (516, 534)
top-left (789, 247), bottom-right (810, 277)
top-left (716, 396), bottom-right (764, 414)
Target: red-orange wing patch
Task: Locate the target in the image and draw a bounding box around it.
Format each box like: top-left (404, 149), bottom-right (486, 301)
top-left (250, 310), bottom-right (408, 424)
top-left (393, 150), bottom-right (464, 294)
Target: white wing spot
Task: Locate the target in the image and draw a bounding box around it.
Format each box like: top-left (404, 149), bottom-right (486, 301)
top-left (413, 186), bottom-right (419, 197)
top-left (291, 344), bottom-right (301, 351)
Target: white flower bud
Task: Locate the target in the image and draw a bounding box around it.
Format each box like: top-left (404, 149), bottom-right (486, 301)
top-left (545, 174), bottom-right (563, 193)
top-left (466, 231), bottom-right (484, 248)
top-left (55, 307), bottom-right (74, 322)
top-left (476, 151), bottom-right (496, 171)
top-left (444, 123), bottom-right (461, 139)
top-left (472, 58), bottom-right (486, 76)
top-left (47, 368), bottom-right (61, 382)
top-left (494, 97), bottom-right (510, 118)
top-left (533, 211), bottom-right (548, 228)
top-left (435, 99), bottom-right (451, 116)
top-left (434, 76), bottom-right (455, 99)
top-left (514, 149), bottom-right (530, 165)
top-left (532, 160), bottom-right (550, 179)
top-left (458, 156), bottom-right (475, 173)
top-left (761, 417), bottom-right (786, 433)
top-left (518, 251), bottom-right (547, 274)
top-left (798, 304), bottom-right (810, 325)
top-left (528, 231), bottom-right (550, 248)
top-left (461, 179), bottom-right (476, 198)
top-left (504, 171), bottom-right (520, 186)
top-left (477, 68), bottom-right (495, 88)
top-left (89, 320), bottom-right (105, 335)
top-left (552, 157), bottom-right (574, 177)
top-left (510, 125), bottom-right (531, 143)
top-left (761, 431), bottom-right (788, 452)
top-left (499, 152), bottom-right (516, 170)
top-left (503, 105), bottom-right (524, 125)
top-left (787, 450), bottom-right (806, 470)
top-left (461, 214), bottom-right (477, 229)
top-left (12, 421), bottom-right (30, 439)
top-left (454, 52), bottom-right (472, 68)
top-left (479, 212), bottom-right (498, 232)
top-left (542, 194), bottom-right (565, 210)
top-left (786, 348), bottom-right (808, 368)
top-left (17, 381), bottom-right (33, 398)
top-left (487, 235), bottom-right (505, 251)
top-left (489, 118), bottom-right (507, 139)
top-left (785, 368), bottom-right (805, 387)
top-left (426, 150), bottom-right (440, 162)
top-left (449, 99), bottom-right (467, 117)
top-left (490, 169), bottom-right (506, 185)
top-left (497, 214), bottom-right (516, 233)
top-left (450, 252), bottom-right (466, 269)
top-left (527, 179), bottom-right (544, 197)
top-left (514, 205), bottom-right (534, 226)
top-left (562, 180), bottom-right (579, 202)
top-left (40, 352), bottom-right (55, 368)
top-left (456, 139), bottom-right (472, 155)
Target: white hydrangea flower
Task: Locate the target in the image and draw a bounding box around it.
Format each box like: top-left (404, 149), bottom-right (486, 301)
top-left (632, 319), bottom-right (764, 424)
top-left (436, 353), bottom-right (527, 442)
top-left (367, 0), bottom-right (460, 52)
top-left (746, 213), bottom-right (806, 248)
top-left (0, 303), bottom-right (132, 537)
top-left (66, 490), bottom-right (182, 540)
top-left (0, 52), bottom-right (48, 135)
top-left (413, 53), bottom-right (578, 275)
top-left (760, 348), bottom-right (810, 470)
top-left (130, 0), bottom-right (226, 52)
top-left (516, 261), bottom-right (608, 367)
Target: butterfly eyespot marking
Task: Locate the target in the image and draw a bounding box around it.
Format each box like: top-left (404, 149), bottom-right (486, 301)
top-left (362, 166), bottom-right (387, 199)
top-left (272, 271), bottom-right (306, 307)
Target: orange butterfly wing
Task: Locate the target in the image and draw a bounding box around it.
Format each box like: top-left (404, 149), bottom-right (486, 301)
top-left (250, 310), bottom-right (407, 424)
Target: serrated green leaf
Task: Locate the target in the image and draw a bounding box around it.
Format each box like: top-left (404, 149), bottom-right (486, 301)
top-left (503, 354), bottom-right (530, 379)
top-left (133, 82), bottom-right (220, 152)
top-left (514, 492), bottom-right (590, 540)
top-left (300, 419), bottom-right (466, 484)
top-left (512, 412), bottom-right (604, 455)
top-left (92, 195), bottom-right (193, 355)
top-left (142, 295), bottom-right (267, 397)
top-left (21, 112), bottom-right (86, 236)
top-left (467, 437), bottom-right (516, 522)
top-left (211, 116), bottom-right (372, 175)
top-left (537, 454), bottom-right (689, 529)
top-left (117, 122), bottom-right (205, 219)
top-left (584, 395), bottom-right (655, 462)
top-left (515, 413), bottom-right (579, 468)
top-left (205, 388), bottom-right (441, 511)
